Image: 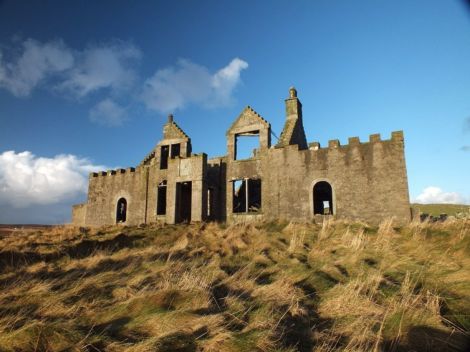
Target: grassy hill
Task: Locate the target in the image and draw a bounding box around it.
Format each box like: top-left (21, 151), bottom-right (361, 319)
top-left (0, 219), bottom-right (468, 351)
top-left (411, 203), bottom-right (470, 217)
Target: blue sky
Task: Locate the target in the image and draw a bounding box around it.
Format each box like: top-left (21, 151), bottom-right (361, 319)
top-left (0, 0), bottom-right (469, 223)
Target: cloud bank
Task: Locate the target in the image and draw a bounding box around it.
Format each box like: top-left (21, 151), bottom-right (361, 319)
top-left (0, 38), bottom-right (249, 124)
top-left (414, 186), bottom-right (468, 204)
top-left (0, 38), bottom-right (74, 96)
top-left (59, 41), bottom-right (141, 98)
top-left (0, 38), bottom-right (140, 99)
top-left (0, 151), bottom-right (106, 223)
top-left (141, 57), bottom-right (248, 113)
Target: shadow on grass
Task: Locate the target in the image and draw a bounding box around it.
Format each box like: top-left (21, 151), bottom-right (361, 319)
top-left (383, 325), bottom-right (469, 352)
top-left (0, 232), bottom-right (144, 273)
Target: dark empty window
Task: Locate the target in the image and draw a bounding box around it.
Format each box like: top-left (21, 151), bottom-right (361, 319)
top-left (235, 131), bottom-right (260, 160)
top-left (313, 181), bottom-right (333, 215)
top-left (116, 198), bottom-right (127, 223)
top-left (248, 179), bottom-right (261, 212)
top-left (170, 143), bottom-right (180, 159)
top-left (160, 145), bottom-right (169, 169)
top-left (233, 178), bottom-right (261, 213)
top-left (157, 180), bottom-right (167, 215)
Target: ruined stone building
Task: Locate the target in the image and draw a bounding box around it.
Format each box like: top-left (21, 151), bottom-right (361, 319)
top-left (72, 87), bottom-right (411, 226)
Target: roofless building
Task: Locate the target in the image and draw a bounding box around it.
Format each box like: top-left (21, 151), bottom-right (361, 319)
top-left (72, 88), bottom-right (411, 226)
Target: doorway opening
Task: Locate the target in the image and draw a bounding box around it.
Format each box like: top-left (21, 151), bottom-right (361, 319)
top-left (176, 181), bottom-right (192, 223)
top-left (116, 198), bottom-right (127, 223)
top-left (313, 181), bottom-right (333, 215)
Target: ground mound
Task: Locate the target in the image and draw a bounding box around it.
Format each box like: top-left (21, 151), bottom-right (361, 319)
top-left (0, 218), bottom-right (468, 351)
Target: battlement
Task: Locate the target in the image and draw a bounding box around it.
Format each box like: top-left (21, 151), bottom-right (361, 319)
top-left (90, 167), bottom-right (136, 178)
top-left (308, 130), bottom-right (404, 151)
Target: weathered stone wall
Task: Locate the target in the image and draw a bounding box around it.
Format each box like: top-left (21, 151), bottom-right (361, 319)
top-left (84, 168), bottom-right (148, 226)
top-left (253, 131), bottom-right (410, 225)
top-left (71, 203), bottom-right (87, 225)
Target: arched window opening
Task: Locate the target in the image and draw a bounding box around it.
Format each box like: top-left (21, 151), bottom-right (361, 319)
top-left (116, 198), bottom-right (127, 223)
top-left (313, 181), bottom-right (333, 215)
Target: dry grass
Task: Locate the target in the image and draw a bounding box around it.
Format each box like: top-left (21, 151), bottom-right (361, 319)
top-left (0, 218), bottom-right (468, 351)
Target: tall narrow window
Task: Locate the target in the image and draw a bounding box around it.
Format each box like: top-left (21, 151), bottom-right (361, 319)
top-left (233, 180), bottom-right (246, 213)
top-left (207, 188), bottom-right (213, 217)
top-left (160, 145), bottom-right (169, 169)
top-left (170, 143), bottom-right (180, 159)
top-left (233, 179), bottom-right (261, 213)
top-left (248, 179), bottom-right (261, 212)
top-left (157, 180), bottom-right (167, 215)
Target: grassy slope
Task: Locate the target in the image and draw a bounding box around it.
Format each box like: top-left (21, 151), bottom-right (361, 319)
top-left (411, 203), bottom-right (470, 217)
top-left (0, 219), bottom-right (468, 352)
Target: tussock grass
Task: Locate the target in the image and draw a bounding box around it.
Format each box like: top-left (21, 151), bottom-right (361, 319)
top-left (0, 219), bottom-right (468, 351)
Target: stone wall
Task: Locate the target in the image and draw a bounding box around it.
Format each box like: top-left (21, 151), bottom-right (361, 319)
top-left (71, 203), bottom-right (87, 225)
top-left (83, 167), bottom-right (148, 226)
top-left (255, 131), bottom-right (410, 225)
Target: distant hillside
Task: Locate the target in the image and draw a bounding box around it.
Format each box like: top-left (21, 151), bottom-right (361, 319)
top-left (411, 203), bottom-right (470, 217)
top-left (0, 220), bottom-right (468, 351)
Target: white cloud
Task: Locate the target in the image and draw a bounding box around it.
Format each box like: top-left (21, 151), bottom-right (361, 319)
top-left (211, 58), bottom-right (249, 107)
top-left (141, 57), bottom-right (248, 113)
top-left (0, 38), bottom-right (74, 96)
top-left (89, 98), bottom-right (127, 126)
top-left (0, 38), bottom-right (140, 98)
top-left (0, 150), bottom-right (106, 208)
top-left (414, 186), bottom-right (468, 204)
top-left (59, 41), bottom-right (141, 97)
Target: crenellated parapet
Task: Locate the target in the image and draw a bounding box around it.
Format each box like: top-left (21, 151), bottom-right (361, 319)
top-left (308, 131), bottom-right (404, 151)
top-left (89, 167), bottom-right (136, 178)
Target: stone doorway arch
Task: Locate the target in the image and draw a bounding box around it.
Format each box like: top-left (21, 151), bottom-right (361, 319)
top-left (313, 181), bottom-right (334, 215)
top-left (116, 198), bottom-right (127, 223)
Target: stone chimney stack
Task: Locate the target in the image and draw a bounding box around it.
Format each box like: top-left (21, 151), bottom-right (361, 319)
top-left (285, 86), bottom-right (302, 121)
top-left (276, 87), bottom-right (308, 149)
top-left (168, 114), bottom-right (174, 123)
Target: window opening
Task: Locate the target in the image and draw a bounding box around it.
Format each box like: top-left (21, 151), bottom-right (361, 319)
top-left (160, 145), bottom-right (169, 169)
top-left (207, 188), bottom-right (213, 217)
top-left (235, 131), bottom-right (260, 160)
top-left (116, 198), bottom-right (127, 223)
top-left (233, 180), bottom-right (246, 213)
top-left (233, 178), bottom-right (262, 213)
top-left (313, 181), bottom-right (333, 215)
top-left (157, 180), bottom-right (167, 215)
top-left (170, 143), bottom-right (180, 159)
top-left (248, 179), bottom-right (261, 212)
